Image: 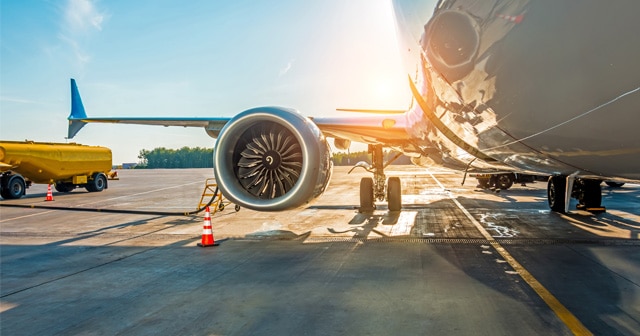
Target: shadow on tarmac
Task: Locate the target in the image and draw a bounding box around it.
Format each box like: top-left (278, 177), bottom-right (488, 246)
top-left (1, 185), bottom-right (638, 335)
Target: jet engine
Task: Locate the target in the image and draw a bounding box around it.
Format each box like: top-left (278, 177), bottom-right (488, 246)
top-left (423, 9), bottom-right (480, 82)
top-left (213, 107), bottom-right (333, 211)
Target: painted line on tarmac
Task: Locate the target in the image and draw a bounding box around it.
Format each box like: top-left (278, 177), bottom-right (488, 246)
top-left (429, 173), bottom-right (593, 336)
top-left (0, 210), bottom-right (56, 223)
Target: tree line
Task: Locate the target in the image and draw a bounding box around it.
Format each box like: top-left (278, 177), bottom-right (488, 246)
top-left (137, 147), bottom-right (213, 168)
top-left (136, 147), bottom-right (411, 168)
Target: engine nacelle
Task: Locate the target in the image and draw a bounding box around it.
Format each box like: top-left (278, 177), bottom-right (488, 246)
top-left (213, 107), bottom-right (333, 211)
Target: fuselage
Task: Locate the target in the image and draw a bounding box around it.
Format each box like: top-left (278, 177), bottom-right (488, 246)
top-left (392, 0), bottom-right (640, 182)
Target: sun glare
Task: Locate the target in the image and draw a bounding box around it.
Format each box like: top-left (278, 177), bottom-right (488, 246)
top-left (374, 80), bottom-right (393, 99)
top-left (367, 77), bottom-right (410, 107)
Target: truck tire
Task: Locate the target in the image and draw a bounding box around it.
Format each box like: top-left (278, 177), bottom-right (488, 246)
top-left (85, 173), bottom-right (107, 192)
top-left (1, 174), bottom-right (26, 199)
top-left (476, 177), bottom-right (490, 188)
top-left (497, 174), bottom-right (514, 190)
top-left (55, 183), bottom-right (76, 193)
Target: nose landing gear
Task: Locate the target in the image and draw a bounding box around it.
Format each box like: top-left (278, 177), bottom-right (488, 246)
top-left (349, 145), bottom-right (403, 212)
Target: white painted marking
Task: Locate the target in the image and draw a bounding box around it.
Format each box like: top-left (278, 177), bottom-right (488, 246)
top-left (389, 211), bottom-right (417, 236)
top-left (0, 210), bottom-right (56, 223)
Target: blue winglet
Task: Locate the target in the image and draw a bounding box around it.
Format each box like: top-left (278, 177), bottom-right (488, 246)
top-left (68, 78), bottom-right (88, 138)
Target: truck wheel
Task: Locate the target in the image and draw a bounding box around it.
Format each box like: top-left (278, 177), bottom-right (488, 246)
top-left (1, 174), bottom-right (26, 199)
top-left (497, 174), bottom-right (514, 190)
top-left (476, 178), bottom-right (490, 188)
top-left (55, 183), bottom-right (76, 193)
top-left (85, 173), bottom-right (107, 192)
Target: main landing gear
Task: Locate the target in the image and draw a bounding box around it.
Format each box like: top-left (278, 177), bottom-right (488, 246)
top-left (349, 145), bottom-right (403, 212)
top-left (547, 175), bottom-right (605, 213)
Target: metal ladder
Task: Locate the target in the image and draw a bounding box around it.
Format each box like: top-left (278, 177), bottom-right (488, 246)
top-left (198, 178), bottom-right (240, 214)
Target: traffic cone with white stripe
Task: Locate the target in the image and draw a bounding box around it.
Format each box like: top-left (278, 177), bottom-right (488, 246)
top-left (197, 206), bottom-right (218, 247)
top-left (45, 184), bottom-right (54, 201)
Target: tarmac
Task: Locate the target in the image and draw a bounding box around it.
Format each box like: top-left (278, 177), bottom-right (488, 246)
top-left (1, 166), bottom-right (639, 335)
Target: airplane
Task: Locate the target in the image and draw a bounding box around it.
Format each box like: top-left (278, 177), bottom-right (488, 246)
top-left (67, 0), bottom-right (640, 214)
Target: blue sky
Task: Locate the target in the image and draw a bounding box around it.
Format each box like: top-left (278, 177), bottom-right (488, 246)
top-left (1, 0), bottom-right (413, 164)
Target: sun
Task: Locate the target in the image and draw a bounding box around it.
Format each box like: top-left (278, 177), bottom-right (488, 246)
top-left (367, 76), bottom-right (411, 108)
top-left (373, 80), bottom-right (394, 100)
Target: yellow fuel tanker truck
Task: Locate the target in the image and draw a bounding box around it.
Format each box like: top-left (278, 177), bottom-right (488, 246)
top-left (0, 140), bottom-right (113, 199)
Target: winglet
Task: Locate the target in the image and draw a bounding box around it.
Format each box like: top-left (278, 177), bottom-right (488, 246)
top-left (68, 78), bottom-right (88, 139)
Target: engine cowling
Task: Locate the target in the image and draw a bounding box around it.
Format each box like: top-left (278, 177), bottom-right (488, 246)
top-left (213, 107), bottom-right (333, 211)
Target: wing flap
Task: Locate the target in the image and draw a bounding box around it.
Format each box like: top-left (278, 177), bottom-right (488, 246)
top-left (312, 113), bottom-right (410, 145)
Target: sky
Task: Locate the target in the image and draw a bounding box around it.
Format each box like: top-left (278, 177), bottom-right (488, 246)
top-left (1, 0), bottom-right (415, 164)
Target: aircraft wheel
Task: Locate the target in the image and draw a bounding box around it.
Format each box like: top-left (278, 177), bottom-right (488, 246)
top-left (359, 177), bottom-right (374, 212)
top-left (581, 179), bottom-right (602, 208)
top-left (605, 181), bottom-right (625, 188)
top-left (547, 175), bottom-right (566, 212)
top-left (387, 177), bottom-right (401, 211)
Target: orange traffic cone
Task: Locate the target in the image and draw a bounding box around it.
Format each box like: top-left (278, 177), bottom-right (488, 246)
top-left (197, 206), bottom-right (218, 247)
top-left (45, 184), bottom-right (54, 201)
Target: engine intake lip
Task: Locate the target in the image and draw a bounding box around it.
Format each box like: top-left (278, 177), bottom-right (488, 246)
top-left (213, 106), bottom-right (326, 211)
top-left (424, 10), bottom-right (480, 78)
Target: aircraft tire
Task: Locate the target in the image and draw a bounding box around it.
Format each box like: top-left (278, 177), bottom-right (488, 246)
top-left (359, 177), bottom-right (374, 212)
top-left (547, 175), bottom-right (566, 213)
top-left (605, 181), bottom-right (625, 188)
top-left (581, 179), bottom-right (602, 208)
top-left (387, 177), bottom-right (401, 211)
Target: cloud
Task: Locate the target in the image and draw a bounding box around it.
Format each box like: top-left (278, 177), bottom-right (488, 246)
top-left (57, 33), bottom-right (91, 66)
top-left (65, 0), bottom-right (105, 32)
top-left (57, 0), bottom-right (107, 68)
top-left (278, 59), bottom-right (295, 77)
top-left (0, 96), bottom-right (44, 104)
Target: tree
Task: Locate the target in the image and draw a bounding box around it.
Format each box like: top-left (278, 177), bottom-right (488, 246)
top-left (137, 147), bottom-right (214, 168)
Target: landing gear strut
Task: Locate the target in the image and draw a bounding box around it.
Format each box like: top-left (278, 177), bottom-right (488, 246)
top-left (349, 145), bottom-right (403, 212)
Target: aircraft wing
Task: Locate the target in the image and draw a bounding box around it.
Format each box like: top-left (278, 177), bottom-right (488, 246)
top-left (68, 115), bottom-right (230, 139)
top-left (312, 114), bottom-right (411, 145)
top-left (68, 79), bottom-right (232, 139)
top-left (68, 79), bottom-right (410, 145)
